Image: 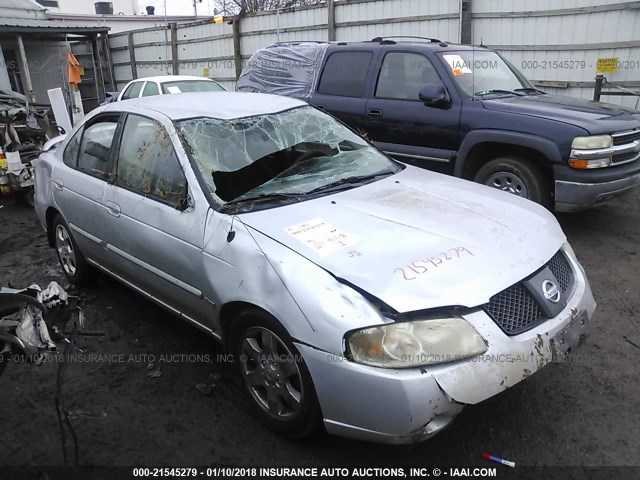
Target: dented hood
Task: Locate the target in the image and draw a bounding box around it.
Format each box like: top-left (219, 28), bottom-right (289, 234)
top-left (242, 167), bottom-right (565, 313)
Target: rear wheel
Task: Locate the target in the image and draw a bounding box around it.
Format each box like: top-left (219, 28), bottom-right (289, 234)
top-left (52, 215), bottom-right (91, 285)
top-left (474, 156), bottom-right (551, 208)
top-left (230, 309), bottom-right (321, 438)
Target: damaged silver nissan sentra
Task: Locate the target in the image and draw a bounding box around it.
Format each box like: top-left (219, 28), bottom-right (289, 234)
top-left (34, 92), bottom-right (596, 444)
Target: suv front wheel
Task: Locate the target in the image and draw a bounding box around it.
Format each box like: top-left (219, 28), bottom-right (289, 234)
top-left (474, 156), bottom-right (551, 207)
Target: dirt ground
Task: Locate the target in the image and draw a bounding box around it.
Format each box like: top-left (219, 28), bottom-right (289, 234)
top-left (1, 191), bottom-right (639, 474)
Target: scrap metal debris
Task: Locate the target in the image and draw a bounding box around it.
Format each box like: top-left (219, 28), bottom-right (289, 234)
top-left (0, 281), bottom-right (86, 466)
top-left (195, 372), bottom-right (223, 396)
top-left (147, 362), bottom-right (162, 378)
top-left (624, 335), bottom-right (640, 350)
top-left (0, 90), bottom-right (57, 206)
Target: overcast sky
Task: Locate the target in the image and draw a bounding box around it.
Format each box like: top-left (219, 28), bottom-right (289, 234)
top-left (135, 0), bottom-right (220, 16)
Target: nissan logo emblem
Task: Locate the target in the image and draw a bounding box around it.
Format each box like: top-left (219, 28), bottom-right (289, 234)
top-left (542, 280), bottom-right (561, 303)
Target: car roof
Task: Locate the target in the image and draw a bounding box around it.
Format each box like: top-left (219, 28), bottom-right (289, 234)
top-left (101, 91), bottom-right (307, 120)
top-left (128, 75), bottom-right (216, 83)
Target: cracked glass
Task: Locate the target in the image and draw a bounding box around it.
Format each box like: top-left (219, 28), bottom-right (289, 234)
top-left (177, 106), bottom-right (399, 207)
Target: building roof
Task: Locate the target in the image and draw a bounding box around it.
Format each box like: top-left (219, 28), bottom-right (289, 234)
top-left (104, 92), bottom-right (306, 121)
top-left (0, 0), bottom-right (47, 19)
top-left (0, 17), bottom-right (109, 34)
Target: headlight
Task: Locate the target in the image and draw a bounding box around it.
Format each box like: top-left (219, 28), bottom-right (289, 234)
top-left (345, 316), bottom-right (487, 368)
top-left (571, 135), bottom-right (612, 150)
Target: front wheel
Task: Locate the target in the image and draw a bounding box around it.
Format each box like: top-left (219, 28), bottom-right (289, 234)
top-left (474, 157), bottom-right (551, 208)
top-left (230, 309), bottom-right (321, 438)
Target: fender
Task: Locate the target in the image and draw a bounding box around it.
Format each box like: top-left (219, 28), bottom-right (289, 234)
top-left (454, 130), bottom-right (564, 177)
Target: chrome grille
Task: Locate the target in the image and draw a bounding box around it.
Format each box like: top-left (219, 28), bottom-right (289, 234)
top-left (612, 130), bottom-right (640, 146)
top-left (545, 250), bottom-right (573, 293)
top-left (484, 284), bottom-right (547, 335)
top-left (612, 151), bottom-right (640, 165)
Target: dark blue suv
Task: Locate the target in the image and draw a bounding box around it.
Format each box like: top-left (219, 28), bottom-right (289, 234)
top-left (237, 37), bottom-right (640, 211)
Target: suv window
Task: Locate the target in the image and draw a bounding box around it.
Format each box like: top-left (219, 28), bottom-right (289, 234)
top-left (117, 114), bottom-right (186, 207)
top-left (77, 120), bottom-right (118, 177)
top-left (63, 127), bottom-right (83, 168)
top-left (121, 81), bottom-right (143, 100)
top-left (142, 81), bottom-right (159, 97)
top-left (317, 51), bottom-right (373, 97)
top-left (376, 52), bottom-right (442, 100)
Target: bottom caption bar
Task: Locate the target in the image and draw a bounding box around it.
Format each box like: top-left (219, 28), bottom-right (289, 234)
top-left (0, 465), bottom-right (635, 480)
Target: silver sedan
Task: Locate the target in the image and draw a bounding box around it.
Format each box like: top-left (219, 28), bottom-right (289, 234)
top-left (34, 92), bottom-right (596, 443)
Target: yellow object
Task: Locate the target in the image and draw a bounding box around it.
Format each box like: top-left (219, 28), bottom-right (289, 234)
top-left (213, 16), bottom-right (224, 24)
top-left (568, 159), bottom-right (589, 169)
top-left (203, 67), bottom-right (210, 77)
top-left (596, 58), bottom-right (618, 74)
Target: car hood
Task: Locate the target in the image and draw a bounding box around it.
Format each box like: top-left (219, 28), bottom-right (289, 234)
top-left (242, 167), bottom-right (565, 313)
top-left (482, 94), bottom-right (640, 135)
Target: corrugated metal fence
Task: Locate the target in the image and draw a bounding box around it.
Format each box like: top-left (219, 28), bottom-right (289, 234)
top-left (108, 0), bottom-right (640, 107)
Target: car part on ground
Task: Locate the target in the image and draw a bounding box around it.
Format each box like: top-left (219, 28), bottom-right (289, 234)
top-left (0, 281), bottom-right (90, 465)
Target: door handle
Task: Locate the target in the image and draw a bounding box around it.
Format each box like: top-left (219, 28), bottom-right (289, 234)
top-left (105, 201), bottom-right (121, 217)
top-left (367, 108), bottom-right (383, 120)
top-left (52, 178), bottom-right (64, 191)
top-left (314, 104), bottom-right (326, 111)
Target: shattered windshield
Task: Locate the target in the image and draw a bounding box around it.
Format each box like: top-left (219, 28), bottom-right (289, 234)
top-left (438, 51), bottom-right (537, 97)
top-left (177, 106), bottom-right (400, 210)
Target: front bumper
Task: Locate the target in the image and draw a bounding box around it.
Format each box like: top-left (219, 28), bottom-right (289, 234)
top-left (298, 252), bottom-right (596, 444)
top-left (555, 172), bottom-right (640, 212)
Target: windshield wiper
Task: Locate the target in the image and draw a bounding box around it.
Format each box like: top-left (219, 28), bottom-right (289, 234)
top-left (474, 89), bottom-right (525, 97)
top-left (221, 192), bottom-right (304, 212)
top-left (514, 87), bottom-right (545, 95)
top-left (305, 172), bottom-right (394, 195)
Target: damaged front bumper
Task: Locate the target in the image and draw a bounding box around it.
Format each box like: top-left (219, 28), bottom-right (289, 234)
top-left (297, 253), bottom-right (596, 444)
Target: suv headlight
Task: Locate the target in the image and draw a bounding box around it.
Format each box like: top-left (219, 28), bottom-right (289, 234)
top-left (345, 316), bottom-right (487, 368)
top-left (571, 135), bottom-right (612, 150)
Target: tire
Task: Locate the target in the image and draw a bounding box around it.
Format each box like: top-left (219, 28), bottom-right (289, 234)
top-left (474, 157), bottom-right (551, 208)
top-left (52, 214), bottom-right (91, 285)
top-left (229, 309), bottom-right (321, 438)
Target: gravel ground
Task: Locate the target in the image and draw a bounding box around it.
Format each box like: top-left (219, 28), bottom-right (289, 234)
top-left (0, 193), bottom-right (639, 476)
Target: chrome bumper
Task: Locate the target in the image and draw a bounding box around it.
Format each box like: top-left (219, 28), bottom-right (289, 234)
top-left (555, 172), bottom-right (640, 212)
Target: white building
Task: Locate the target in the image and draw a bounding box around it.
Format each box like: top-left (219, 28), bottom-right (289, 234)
top-left (37, 0), bottom-right (139, 16)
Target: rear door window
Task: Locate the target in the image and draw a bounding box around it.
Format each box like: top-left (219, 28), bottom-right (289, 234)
top-left (376, 52), bottom-right (443, 100)
top-left (116, 114), bottom-right (187, 208)
top-left (77, 119), bottom-right (119, 178)
top-left (142, 81), bottom-right (160, 97)
top-left (121, 81), bottom-right (143, 99)
top-left (317, 51), bottom-right (373, 97)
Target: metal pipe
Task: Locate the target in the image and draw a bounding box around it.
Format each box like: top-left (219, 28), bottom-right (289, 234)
top-left (16, 35), bottom-right (34, 101)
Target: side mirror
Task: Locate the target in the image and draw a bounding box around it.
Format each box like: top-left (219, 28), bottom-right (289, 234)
top-left (419, 83), bottom-right (450, 108)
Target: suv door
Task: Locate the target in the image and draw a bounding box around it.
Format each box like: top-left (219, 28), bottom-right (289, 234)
top-left (102, 113), bottom-right (211, 325)
top-left (53, 114), bottom-right (121, 261)
top-left (310, 49), bottom-right (377, 131)
top-left (363, 50), bottom-right (462, 173)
